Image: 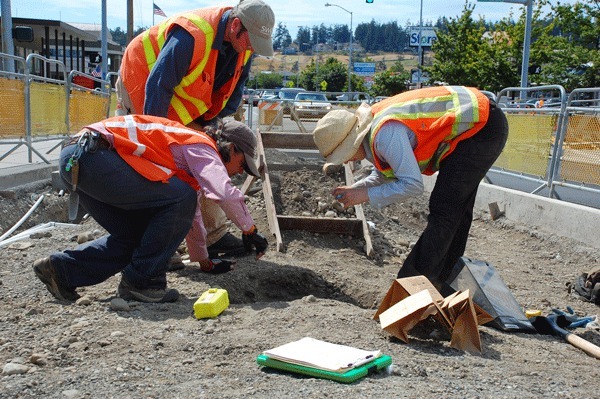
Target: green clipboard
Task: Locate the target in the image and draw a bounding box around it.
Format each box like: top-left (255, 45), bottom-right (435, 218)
top-left (256, 354), bottom-right (392, 384)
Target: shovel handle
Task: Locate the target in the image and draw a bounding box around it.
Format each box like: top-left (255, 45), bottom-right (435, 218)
top-left (565, 332), bottom-right (600, 359)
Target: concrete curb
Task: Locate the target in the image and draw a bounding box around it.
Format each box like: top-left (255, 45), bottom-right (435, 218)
top-left (423, 175), bottom-right (600, 249)
top-left (0, 162), bottom-right (58, 190)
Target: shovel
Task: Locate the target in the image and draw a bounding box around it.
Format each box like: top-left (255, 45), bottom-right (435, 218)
top-left (532, 315), bottom-right (600, 359)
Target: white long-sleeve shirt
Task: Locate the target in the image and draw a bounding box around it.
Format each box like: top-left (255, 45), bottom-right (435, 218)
top-left (352, 120), bottom-right (424, 208)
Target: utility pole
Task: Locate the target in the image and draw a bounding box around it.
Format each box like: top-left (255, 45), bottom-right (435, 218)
top-left (1, 0), bottom-right (15, 72)
top-left (315, 28), bottom-right (319, 90)
top-left (324, 3), bottom-right (353, 93)
top-left (127, 0), bottom-right (134, 44)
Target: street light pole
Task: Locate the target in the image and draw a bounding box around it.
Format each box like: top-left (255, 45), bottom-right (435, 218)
top-left (315, 29), bottom-right (319, 90)
top-left (325, 3), bottom-right (353, 93)
top-left (417, 0), bottom-right (423, 89)
top-left (297, 25), bottom-right (303, 87)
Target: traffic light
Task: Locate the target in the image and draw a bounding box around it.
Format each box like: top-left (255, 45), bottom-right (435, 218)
top-left (366, 0), bottom-right (374, 3)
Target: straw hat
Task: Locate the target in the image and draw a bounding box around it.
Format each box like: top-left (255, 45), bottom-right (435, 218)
top-left (312, 102), bottom-right (373, 168)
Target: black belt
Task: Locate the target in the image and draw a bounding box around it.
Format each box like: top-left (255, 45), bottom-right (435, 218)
top-left (63, 130), bottom-right (111, 151)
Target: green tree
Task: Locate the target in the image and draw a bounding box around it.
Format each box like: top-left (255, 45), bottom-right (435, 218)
top-left (256, 72), bottom-right (282, 89)
top-left (273, 23), bottom-right (291, 51)
top-left (534, 0), bottom-right (600, 89)
top-left (110, 27), bottom-right (127, 46)
top-left (109, 26), bottom-right (147, 46)
top-left (370, 70), bottom-right (410, 97)
top-left (425, 2), bottom-right (518, 91)
top-left (298, 57), bottom-right (347, 92)
top-left (295, 27), bottom-right (311, 51)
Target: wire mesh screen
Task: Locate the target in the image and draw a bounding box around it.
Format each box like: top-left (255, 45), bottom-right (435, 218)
top-left (494, 113), bottom-right (557, 178)
top-left (0, 78), bottom-right (26, 137)
top-left (559, 114), bottom-right (600, 186)
top-left (69, 90), bottom-right (110, 134)
top-left (30, 81), bottom-right (68, 135)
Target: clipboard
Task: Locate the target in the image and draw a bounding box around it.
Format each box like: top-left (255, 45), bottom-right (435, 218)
top-left (256, 354), bottom-right (392, 384)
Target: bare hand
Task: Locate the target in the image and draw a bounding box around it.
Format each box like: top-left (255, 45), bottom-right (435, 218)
top-left (332, 186), bottom-right (369, 207)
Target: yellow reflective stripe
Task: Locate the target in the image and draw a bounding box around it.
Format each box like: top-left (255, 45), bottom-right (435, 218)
top-left (172, 87), bottom-right (208, 125)
top-left (168, 13), bottom-right (214, 123)
top-left (244, 49), bottom-right (252, 63)
top-left (371, 97), bottom-right (450, 131)
top-left (179, 13), bottom-right (214, 87)
top-left (141, 29), bottom-right (157, 68)
top-left (155, 19), bottom-right (170, 50)
top-left (446, 86), bottom-right (479, 140)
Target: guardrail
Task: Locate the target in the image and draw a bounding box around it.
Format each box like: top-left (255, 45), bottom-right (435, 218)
top-left (0, 52), bottom-right (110, 164)
top-left (493, 85), bottom-right (599, 206)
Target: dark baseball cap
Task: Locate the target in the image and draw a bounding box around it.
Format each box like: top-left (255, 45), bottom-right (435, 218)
top-left (221, 120), bottom-right (260, 177)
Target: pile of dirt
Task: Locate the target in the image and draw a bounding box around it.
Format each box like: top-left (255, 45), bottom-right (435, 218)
top-left (0, 150), bottom-right (598, 398)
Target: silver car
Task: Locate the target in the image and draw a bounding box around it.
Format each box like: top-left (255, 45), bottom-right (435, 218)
top-left (292, 92), bottom-right (333, 120)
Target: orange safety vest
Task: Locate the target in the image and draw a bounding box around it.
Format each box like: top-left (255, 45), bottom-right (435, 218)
top-left (120, 6), bottom-right (253, 125)
top-left (369, 86), bottom-right (490, 176)
top-left (86, 115), bottom-right (219, 190)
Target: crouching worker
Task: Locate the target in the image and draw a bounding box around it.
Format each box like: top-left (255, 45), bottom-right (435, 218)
top-left (33, 116), bottom-right (268, 303)
top-left (312, 86), bottom-right (508, 289)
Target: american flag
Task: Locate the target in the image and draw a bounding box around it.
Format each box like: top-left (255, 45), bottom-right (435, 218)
top-left (91, 65), bottom-right (102, 78)
top-left (153, 3), bottom-right (167, 18)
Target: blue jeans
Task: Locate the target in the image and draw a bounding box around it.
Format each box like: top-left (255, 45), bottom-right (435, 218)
top-left (51, 144), bottom-right (197, 290)
top-left (397, 105), bottom-right (509, 284)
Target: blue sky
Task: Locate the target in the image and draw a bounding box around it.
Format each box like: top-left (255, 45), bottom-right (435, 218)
top-left (12, 0), bottom-right (572, 39)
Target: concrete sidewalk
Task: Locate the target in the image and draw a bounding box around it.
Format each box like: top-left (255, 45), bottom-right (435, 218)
top-left (0, 139), bottom-right (62, 189)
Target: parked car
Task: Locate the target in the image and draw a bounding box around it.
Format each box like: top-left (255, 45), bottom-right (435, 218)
top-left (259, 89), bottom-right (279, 101)
top-left (292, 92), bottom-right (333, 120)
top-left (371, 96), bottom-right (390, 104)
top-left (242, 89), bottom-right (260, 106)
top-left (335, 92), bottom-right (371, 103)
top-left (279, 88), bottom-right (307, 115)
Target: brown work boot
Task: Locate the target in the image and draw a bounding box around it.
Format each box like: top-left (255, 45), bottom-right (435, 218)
top-left (117, 278), bottom-right (179, 303)
top-left (33, 257), bottom-right (80, 301)
top-left (167, 253), bottom-right (186, 272)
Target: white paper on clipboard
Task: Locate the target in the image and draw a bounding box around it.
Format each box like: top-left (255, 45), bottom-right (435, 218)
top-left (262, 337), bottom-right (381, 373)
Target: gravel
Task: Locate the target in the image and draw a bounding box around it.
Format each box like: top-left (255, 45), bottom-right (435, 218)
top-left (0, 152), bottom-right (598, 399)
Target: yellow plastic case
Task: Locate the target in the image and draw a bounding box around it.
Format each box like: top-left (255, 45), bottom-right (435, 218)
top-left (194, 288), bottom-right (229, 319)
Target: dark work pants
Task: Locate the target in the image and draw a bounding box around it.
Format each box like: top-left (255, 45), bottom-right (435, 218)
top-left (397, 105), bottom-right (509, 284)
top-left (51, 145), bottom-right (197, 290)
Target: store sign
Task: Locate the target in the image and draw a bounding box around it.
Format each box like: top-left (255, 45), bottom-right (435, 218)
top-left (409, 27), bottom-right (437, 47)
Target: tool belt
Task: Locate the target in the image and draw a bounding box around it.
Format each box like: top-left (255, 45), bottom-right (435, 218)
top-left (62, 130), bottom-right (111, 152)
top-left (62, 130), bottom-right (112, 193)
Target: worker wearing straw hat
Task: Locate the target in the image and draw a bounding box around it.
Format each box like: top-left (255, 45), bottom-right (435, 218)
top-left (312, 86), bottom-right (508, 288)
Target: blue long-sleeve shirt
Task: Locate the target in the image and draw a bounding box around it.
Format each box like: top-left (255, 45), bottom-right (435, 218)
top-left (144, 10), bottom-right (252, 122)
top-left (352, 120), bottom-right (425, 208)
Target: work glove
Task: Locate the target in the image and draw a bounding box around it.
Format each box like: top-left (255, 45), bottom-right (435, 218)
top-left (242, 225), bottom-right (268, 259)
top-left (551, 307), bottom-right (595, 329)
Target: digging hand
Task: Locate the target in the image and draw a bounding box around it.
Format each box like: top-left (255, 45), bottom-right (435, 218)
top-left (242, 225), bottom-right (268, 260)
